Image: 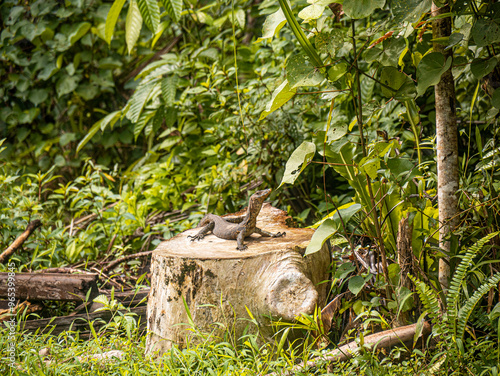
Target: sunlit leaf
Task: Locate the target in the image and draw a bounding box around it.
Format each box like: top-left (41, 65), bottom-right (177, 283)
top-left (279, 141), bottom-right (316, 188)
top-left (105, 0), bottom-right (127, 44)
top-left (343, 0), bottom-right (385, 19)
top-left (126, 0), bottom-right (143, 54)
top-left (259, 79), bottom-right (296, 120)
top-left (256, 8), bottom-right (286, 42)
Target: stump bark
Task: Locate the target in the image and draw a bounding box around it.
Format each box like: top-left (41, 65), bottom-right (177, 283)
top-left (146, 204), bottom-right (331, 354)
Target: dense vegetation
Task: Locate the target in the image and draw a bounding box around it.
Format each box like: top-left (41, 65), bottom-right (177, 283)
top-left (1, 0), bottom-right (500, 374)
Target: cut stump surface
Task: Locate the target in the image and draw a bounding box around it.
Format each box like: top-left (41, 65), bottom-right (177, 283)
top-left (146, 204), bottom-right (331, 354)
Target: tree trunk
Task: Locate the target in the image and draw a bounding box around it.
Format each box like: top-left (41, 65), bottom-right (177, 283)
top-left (145, 204), bottom-right (331, 355)
top-left (432, 3), bottom-right (459, 293)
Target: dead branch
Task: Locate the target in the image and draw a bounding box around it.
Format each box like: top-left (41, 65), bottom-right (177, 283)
top-left (102, 251), bottom-right (153, 273)
top-left (0, 220), bottom-right (42, 263)
top-left (32, 267), bottom-right (94, 274)
top-left (265, 321), bottom-right (432, 376)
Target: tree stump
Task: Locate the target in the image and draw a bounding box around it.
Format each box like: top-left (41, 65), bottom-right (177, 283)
top-left (145, 204), bottom-right (331, 354)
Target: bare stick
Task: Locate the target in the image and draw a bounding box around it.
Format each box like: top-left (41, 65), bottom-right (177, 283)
top-left (0, 220), bottom-right (42, 263)
top-left (265, 322), bottom-right (431, 376)
top-left (32, 267), bottom-right (94, 274)
top-left (102, 251), bottom-right (153, 273)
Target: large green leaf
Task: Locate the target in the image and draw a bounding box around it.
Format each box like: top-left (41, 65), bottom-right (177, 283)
top-left (348, 276), bottom-right (366, 295)
top-left (392, 0), bottom-right (431, 23)
top-left (492, 88), bottom-right (500, 109)
top-left (161, 0), bottom-right (182, 22)
top-left (64, 22), bottom-right (91, 45)
top-left (315, 29), bottom-right (344, 57)
top-left (279, 141), bottom-right (316, 188)
top-left (379, 66), bottom-right (415, 99)
top-left (286, 54), bottom-right (324, 88)
top-left (76, 111), bottom-right (121, 153)
top-left (343, 0), bottom-right (385, 19)
top-left (56, 74), bottom-right (80, 97)
top-left (137, 0), bottom-right (160, 33)
top-left (161, 75), bottom-right (178, 106)
top-left (309, 202), bottom-right (362, 229)
top-left (298, 0), bottom-right (332, 23)
top-left (105, 0), bottom-right (127, 44)
top-left (416, 52), bottom-right (452, 96)
top-left (259, 79), bottom-right (296, 120)
top-left (470, 57), bottom-right (498, 79)
top-left (126, 0), bottom-right (143, 54)
top-left (472, 19), bottom-right (500, 47)
top-left (125, 82), bottom-right (156, 122)
top-left (305, 219), bottom-right (338, 256)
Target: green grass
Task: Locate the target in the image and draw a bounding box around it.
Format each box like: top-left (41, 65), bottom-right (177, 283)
top-left (0, 323), bottom-right (470, 376)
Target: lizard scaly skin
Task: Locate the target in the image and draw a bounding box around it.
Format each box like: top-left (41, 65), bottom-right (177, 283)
top-left (188, 189), bottom-right (285, 250)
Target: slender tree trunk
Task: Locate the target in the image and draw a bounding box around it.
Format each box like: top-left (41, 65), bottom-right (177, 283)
top-left (431, 4), bottom-right (459, 293)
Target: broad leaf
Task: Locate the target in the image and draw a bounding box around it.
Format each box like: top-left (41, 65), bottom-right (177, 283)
top-left (260, 79), bottom-right (296, 120)
top-left (315, 29), bottom-right (344, 56)
top-left (298, 0), bottom-right (332, 23)
top-left (126, 0), bottom-right (143, 54)
top-left (257, 8), bottom-right (286, 42)
top-left (286, 54), bottom-right (324, 88)
top-left (161, 75), bottom-right (178, 106)
top-left (161, 0), bottom-right (182, 22)
top-left (392, 0), bottom-right (431, 23)
top-left (379, 66), bottom-right (415, 99)
top-left (305, 218), bottom-right (337, 255)
top-left (348, 276), bottom-right (366, 295)
top-left (492, 88), bottom-right (500, 109)
top-left (137, 0), bottom-right (160, 33)
top-left (472, 19), bottom-right (500, 47)
top-left (279, 141), bottom-right (316, 188)
top-left (105, 0), bottom-right (127, 44)
top-left (76, 111), bottom-right (121, 153)
top-left (471, 57), bottom-right (498, 79)
top-left (343, 0), bottom-right (385, 19)
top-left (65, 22), bottom-right (91, 45)
top-left (359, 156), bottom-right (380, 179)
top-left (126, 82), bottom-right (156, 122)
top-left (56, 74), bottom-right (79, 97)
top-left (230, 9), bottom-right (246, 29)
top-left (327, 62), bottom-right (347, 82)
top-left (334, 262), bottom-right (356, 280)
top-left (416, 52), bottom-right (452, 96)
top-left (309, 202), bottom-right (362, 229)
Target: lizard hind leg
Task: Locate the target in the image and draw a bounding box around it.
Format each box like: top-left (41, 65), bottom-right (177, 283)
top-left (254, 227), bottom-right (286, 238)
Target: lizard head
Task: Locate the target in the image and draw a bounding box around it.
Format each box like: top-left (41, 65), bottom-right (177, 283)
top-left (252, 188), bottom-right (272, 201)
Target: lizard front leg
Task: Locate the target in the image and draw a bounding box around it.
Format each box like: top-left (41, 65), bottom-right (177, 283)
top-left (188, 221), bottom-right (214, 241)
top-left (254, 227), bottom-right (286, 238)
top-left (236, 231), bottom-right (248, 251)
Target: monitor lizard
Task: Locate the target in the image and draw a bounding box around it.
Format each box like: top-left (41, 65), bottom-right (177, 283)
top-left (187, 188), bottom-right (286, 250)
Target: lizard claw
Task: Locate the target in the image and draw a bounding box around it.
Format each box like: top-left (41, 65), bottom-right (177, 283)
top-left (236, 244), bottom-right (248, 251)
top-left (187, 234), bottom-right (204, 242)
top-left (273, 232), bottom-right (286, 238)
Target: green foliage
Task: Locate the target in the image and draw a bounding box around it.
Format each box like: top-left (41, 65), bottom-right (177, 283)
top-left (411, 233), bottom-right (500, 363)
top-left (0, 0), bottom-right (152, 171)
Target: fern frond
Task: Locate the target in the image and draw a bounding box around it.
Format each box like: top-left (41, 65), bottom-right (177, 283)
top-left (456, 272), bottom-right (500, 341)
top-left (447, 231), bottom-right (498, 336)
top-left (409, 274), bottom-right (441, 326)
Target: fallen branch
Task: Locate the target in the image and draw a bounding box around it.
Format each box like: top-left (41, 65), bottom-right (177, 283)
top-left (265, 321), bottom-right (432, 376)
top-left (0, 272), bottom-right (99, 302)
top-left (102, 251), bottom-right (153, 273)
top-left (33, 268), bottom-right (94, 274)
top-left (0, 220), bottom-right (42, 263)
